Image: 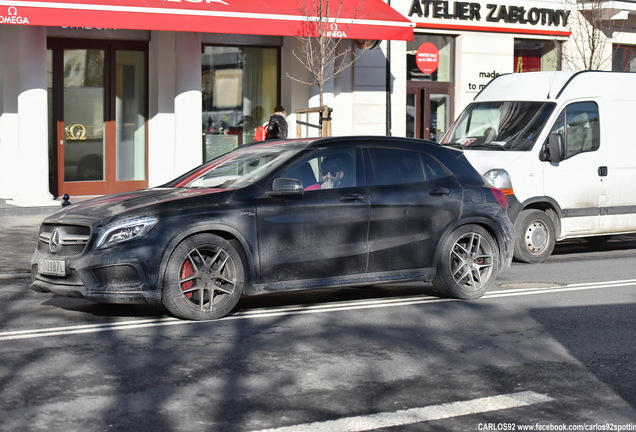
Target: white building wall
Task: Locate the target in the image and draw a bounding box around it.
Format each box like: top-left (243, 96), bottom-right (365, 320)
top-left (285, 37), bottom-right (319, 139)
top-left (174, 32), bottom-right (203, 178)
top-left (148, 31), bottom-right (177, 188)
top-left (283, 37), bottom-right (398, 138)
top-left (351, 46), bottom-right (390, 136)
top-left (332, 44), bottom-right (354, 138)
top-left (389, 40), bottom-right (408, 138)
top-left (148, 31), bottom-right (202, 188)
top-left (0, 25), bottom-right (53, 204)
top-left (455, 33), bottom-right (514, 113)
top-left (0, 25), bottom-right (19, 200)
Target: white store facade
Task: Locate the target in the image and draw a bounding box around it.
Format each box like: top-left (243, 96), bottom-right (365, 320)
top-left (391, 0), bottom-right (636, 144)
top-left (0, 0), bottom-right (413, 205)
top-left (4, 0), bottom-right (636, 206)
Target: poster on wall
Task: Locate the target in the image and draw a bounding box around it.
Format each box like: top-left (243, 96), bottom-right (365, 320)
top-left (416, 42), bottom-right (440, 74)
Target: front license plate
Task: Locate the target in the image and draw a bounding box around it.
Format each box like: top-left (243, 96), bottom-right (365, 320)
top-left (39, 258), bottom-right (66, 276)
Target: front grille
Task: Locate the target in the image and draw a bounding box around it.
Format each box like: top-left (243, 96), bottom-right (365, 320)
top-left (92, 265), bottom-right (142, 288)
top-left (38, 224), bottom-right (91, 257)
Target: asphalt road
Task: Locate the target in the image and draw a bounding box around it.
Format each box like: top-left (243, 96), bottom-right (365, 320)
top-left (1, 217), bottom-right (635, 431)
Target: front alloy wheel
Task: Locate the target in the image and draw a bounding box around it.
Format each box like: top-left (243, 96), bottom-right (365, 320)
top-left (433, 225), bottom-right (499, 299)
top-left (162, 233), bottom-right (245, 320)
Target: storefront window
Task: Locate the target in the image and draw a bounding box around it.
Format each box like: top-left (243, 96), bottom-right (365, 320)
top-left (406, 35), bottom-right (453, 82)
top-left (513, 39), bottom-right (560, 72)
top-left (612, 45), bottom-right (636, 71)
top-left (202, 46), bottom-right (279, 161)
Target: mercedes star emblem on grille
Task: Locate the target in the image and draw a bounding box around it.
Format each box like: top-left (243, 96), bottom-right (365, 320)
top-left (49, 228), bottom-right (64, 254)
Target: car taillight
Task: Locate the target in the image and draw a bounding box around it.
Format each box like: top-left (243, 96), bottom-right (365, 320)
top-left (490, 188), bottom-right (508, 210)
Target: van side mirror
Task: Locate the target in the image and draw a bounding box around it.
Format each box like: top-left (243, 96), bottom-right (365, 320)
top-left (267, 178), bottom-right (304, 197)
top-left (545, 133), bottom-right (565, 163)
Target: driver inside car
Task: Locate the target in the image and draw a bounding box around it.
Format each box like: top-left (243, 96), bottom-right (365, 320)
top-left (305, 155), bottom-right (348, 190)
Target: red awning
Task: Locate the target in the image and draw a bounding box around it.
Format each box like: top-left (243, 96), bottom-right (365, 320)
top-left (1, 0), bottom-right (413, 41)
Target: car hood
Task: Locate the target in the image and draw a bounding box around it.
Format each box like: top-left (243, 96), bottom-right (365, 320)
top-left (48, 188), bottom-right (227, 223)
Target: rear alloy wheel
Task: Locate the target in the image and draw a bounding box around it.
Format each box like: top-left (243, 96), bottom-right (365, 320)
top-left (433, 225), bottom-right (499, 299)
top-left (513, 209), bottom-right (556, 264)
top-left (162, 233), bottom-right (244, 320)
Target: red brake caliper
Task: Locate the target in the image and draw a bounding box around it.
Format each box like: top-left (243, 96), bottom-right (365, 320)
top-left (180, 260), bottom-right (194, 299)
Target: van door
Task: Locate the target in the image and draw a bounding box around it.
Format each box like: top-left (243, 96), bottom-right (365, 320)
top-left (542, 101), bottom-right (603, 236)
top-left (597, 100), bottom-right (636, 233)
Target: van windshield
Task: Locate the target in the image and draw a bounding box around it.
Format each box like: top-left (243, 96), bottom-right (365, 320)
top-left (441, 101), bottom-right (556, 151)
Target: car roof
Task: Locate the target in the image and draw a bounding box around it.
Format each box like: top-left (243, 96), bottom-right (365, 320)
top-left (259, 135), bottom-right (444, 150)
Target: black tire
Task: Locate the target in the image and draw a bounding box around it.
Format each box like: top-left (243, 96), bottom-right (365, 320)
top-left (162, 233), bottom-right (245, 320)
top-left (433, 225), bottom-right (499, 299)
top-left (513, 209), bottom-right (556, 264)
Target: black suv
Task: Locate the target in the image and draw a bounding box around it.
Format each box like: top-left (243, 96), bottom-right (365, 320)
top-left (31, 136), bottom-right (514, 320)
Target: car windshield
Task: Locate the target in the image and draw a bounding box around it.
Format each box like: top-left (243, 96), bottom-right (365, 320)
top-left (441, 101), bottom-right (555, 151)
top-left (172, 142), bottom-right (302, 189)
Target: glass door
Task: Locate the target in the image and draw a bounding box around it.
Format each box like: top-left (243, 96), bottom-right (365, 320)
top-left (407, 83), bottom-right (452, 142)
top-left (61, 49), bottom-right (105, 184)
top-left (49, 40), bottom-right (148, 197)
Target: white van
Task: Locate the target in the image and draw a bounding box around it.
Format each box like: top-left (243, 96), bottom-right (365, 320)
top-left (441, 71), bottom-right (636, 263)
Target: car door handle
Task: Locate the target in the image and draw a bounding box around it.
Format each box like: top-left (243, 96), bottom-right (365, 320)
top-left (429, 188), bottom-right (450, 196)
top-left (340, 193), bottom-right (365, 202)
top-left (598, 166), bottom-right (608, 177)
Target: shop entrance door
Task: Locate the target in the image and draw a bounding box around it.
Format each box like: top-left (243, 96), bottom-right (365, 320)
top-left (49, 39), bottom-right (148, 197)
top-left (406, 83), bottom-right (452, 142)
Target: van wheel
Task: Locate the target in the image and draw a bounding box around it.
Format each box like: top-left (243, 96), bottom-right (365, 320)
top-left (513, 209), bottom-right (556, 264)
top-left (433, 225), bottom-right (499, 299)
top-left (162, 233), bottom-right (245, 320)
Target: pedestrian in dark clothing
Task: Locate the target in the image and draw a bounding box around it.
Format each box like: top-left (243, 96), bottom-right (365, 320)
top-left (266, 105), bottom-right (288, 140)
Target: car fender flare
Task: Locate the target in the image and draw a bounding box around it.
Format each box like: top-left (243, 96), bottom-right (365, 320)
top-left (432, 217), bottom-right (509, 268)
top-left (156, 222), bottom-right (257, 290)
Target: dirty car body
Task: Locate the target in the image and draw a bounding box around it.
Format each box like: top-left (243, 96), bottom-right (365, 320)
top-left (31, 136), bottom-right (513, 320)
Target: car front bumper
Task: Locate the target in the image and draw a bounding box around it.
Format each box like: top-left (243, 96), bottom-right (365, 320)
top-left (31, 230), bottom-right (166, 305)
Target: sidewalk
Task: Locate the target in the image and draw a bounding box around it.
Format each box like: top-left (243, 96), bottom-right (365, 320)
top-left (0, 200), bottom-right (60, 277)
top-left (0, 198), bottom-right (63, 218)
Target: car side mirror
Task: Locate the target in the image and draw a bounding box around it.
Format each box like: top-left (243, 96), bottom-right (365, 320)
top-left (545, 133), bottom-right (565, 163)
top-left (267, 178), bottom-right (304, 197)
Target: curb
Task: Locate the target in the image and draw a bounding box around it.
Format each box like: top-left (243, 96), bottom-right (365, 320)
top-left (0, 271), bottom-right (31, 280)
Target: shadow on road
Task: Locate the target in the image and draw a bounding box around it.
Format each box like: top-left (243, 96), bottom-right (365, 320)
top-left (530, 304), bottom-right (636, 408)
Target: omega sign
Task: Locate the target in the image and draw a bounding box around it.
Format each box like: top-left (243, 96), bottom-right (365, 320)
top-left (324, 23), bottom-right (348, 38)
top-left (1, 7), bottom-right (30, 24)
top-left (409, 0), bottom-right (569, 27)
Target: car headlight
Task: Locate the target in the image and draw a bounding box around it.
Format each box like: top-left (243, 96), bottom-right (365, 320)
top-left (482, 169), bottom-right (513, 195)
top-left (95, 216), bottom-right (158, 249)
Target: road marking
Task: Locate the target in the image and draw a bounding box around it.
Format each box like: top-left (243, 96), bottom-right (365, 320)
top-left (251, 391), bottom-right (553, 432)
top-left (1, 278), bottom-right (635, 341)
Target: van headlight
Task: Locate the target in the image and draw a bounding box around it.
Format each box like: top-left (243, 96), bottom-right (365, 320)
top-left (483, 169), bottom-right (514, 194)
top-left (96, 216), bottom-right (158, 249)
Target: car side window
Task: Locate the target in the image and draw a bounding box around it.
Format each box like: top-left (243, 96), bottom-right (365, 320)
top-left (421, 154), bottom-right (447, 181)
top-left (279, 149), bottom-right (357, 190)
top-left (548, 101), bottom-right (600, 160)
top-left (368, 148), bottom-right (426, 186)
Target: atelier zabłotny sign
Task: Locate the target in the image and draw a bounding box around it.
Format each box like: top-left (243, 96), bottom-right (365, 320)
top-left (408, 0), bottom-right (570, 27)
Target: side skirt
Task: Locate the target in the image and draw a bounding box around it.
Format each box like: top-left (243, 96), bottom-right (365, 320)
top-left (244, 268), bottom-right (435, 296)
